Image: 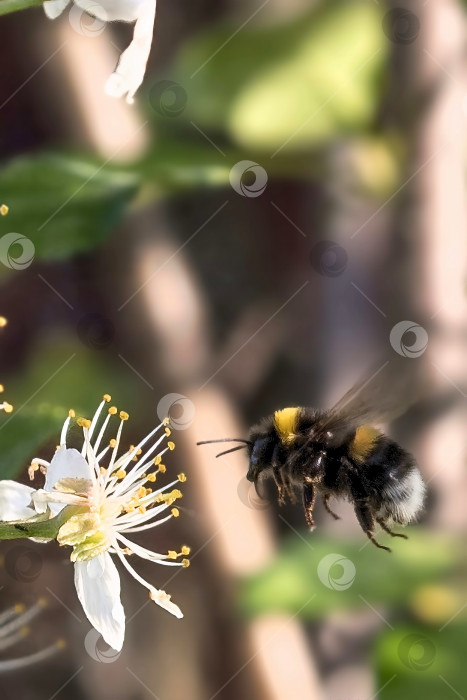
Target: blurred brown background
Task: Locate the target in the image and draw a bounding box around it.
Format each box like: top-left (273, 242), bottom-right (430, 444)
top-left (0, 0), bottom-right (466, 698)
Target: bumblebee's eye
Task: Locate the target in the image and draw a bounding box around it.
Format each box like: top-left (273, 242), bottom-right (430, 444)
top-left (250, 437), bottom-right (274, 467)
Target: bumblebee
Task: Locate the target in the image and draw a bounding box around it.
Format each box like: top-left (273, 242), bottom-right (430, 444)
top-left (198, 369), bottom-right (426, 551)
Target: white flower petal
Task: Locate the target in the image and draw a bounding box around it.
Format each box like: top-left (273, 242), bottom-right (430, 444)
top-left (44, 448), bottom-right (94, 493)
top-left (75, 0), bottom-right (147, 22)
top-left (74, 552), bottom-right (125, 651)
top-left (0, 481), bottom-right (36, 521)
top-left (105, 0), bottom-right (156, 104)
top-left (43, 0), bottom-right (71, 19)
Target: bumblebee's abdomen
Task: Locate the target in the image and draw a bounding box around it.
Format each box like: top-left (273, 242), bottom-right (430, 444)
top-left (360, 437), bottom-right (425, 525)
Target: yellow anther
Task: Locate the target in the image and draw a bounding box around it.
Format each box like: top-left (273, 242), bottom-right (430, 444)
top-left (14, 603), bottom-right (25, 614)
top-left (103, 394), bottom-right (111, 402)
top-left (172, 489), bottom-right (182, 499)
top-left (162, 417), bottom-right (170, 426)
top-left (171, 508), bottom-right (180, 518)
top-left (100, 467), bottom-right (107, 475)
top-left (109, 439), bottom-right (117, 448)
top-left (168, 441), bottom-right (175, 451)
top-left (3, 402), bottom-right (13, 413)
top-left (181, 545), bottom-right (191, 556)
top-left (123, 547), bottom-right (132, 555)
top-left (178, 473), bottom-right (187, 483)
top-left (0, 385), bottom-right (3, 393)
top-left (116, 470), bottom-right (126, 480)
top-left (56, 639), bottom-right (67, 650)
top-left (136, 449), bottom-right (142, 456)
top-left (182, 558), bottom-right (190, 568)
top-left (20, 626), bottom-right (30, 637)
top-left (68, 409), bottom-right (75, 418)
top-left (147, 473), bottom-right (156, 483)
top-left (165, 427), bottom-right (171, 437)
top-left (38, 597), bottom-right (47, 608)
top-left (145, 488), bottom-right (152, 495)
top-left (124, 505), bottom-right (135, 513)
top-left (120, 411), bottom-right (129, 421)
top-left (158, 464), bottom-right (166, 474)
top-left (138, 506), bottom-right (146, 514)
top-left (0, 317), bottom-right (7, 327)
top-left (154, 455), bottom-right (162, 465)
top-left (0, 204), bottom-right (9, 216)
top-left (167, 550), bottom-right (178, 560)
top-left (108, 406), bottom-right (117, 415)
top-left (137, 487), bottom-right (146, 499)
top-left (77, 418), bottom-right (91, 428)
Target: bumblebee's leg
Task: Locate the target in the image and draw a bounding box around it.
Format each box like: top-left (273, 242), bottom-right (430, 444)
top-left (342, 456), bottom-right (391, 552)
top-left (376, 518), bottom-right (408, 539)
top-left (273, 466), bottom-right (287, 505)
top-left (303, 481), bottom-right (316, 530)
top-left (323, 494), bottom-right (340, 520)
top-left (354, 502), bottom-right (391, 552)
top-left (271, 445), bottom-right (288, 505)
top-left (285, 478), bottom-right (297, 504)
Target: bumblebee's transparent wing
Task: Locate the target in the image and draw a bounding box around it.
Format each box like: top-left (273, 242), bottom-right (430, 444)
top-left (313, 358), bottom-right (424, 447)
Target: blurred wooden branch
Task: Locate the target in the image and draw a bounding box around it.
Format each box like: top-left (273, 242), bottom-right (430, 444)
top-left (46, 14), bottom-right (325, 700)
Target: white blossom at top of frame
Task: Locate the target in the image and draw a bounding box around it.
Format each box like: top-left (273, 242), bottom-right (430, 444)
top-left (43, 0), bottom-right (157, 104)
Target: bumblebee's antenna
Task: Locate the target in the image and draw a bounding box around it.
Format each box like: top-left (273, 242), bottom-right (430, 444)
top-left (197, 438), bottom-right (252, 459)
top-left (196, 438), bottom-right (252, 446)
top-left (214, 444), bottom-right (248, 458)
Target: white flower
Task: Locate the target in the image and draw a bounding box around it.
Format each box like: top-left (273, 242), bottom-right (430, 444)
top-left (0, 395), bottom-right (188, 651)
top-left (43, 0), bottom-right (157, 104)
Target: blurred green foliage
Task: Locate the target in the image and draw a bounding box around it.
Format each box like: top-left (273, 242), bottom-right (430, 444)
top-left (0, 336), bottom-right (142, 478)
top-left (0, 0), bottom-right (396, 277)
top-left (173, 1), bottom-right (386, 151)
top-left (0, 155), bottom-right (139, 262)
top-left (376, 623), bottom-right (467, 700)
top-left (240, 531), bottom-right (461, 618)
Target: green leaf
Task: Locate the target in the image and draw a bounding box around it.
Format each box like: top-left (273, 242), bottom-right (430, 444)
top-left (240, 531), bottom-right (460, 619)
top-left (172, 1), bottom-right (387, 152)
top-left (0, 154), bottom-right (139, 261)
top-left (0, 0), bottom-right (41, 16)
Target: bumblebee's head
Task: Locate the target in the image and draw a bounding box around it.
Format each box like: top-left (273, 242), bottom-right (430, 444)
top-left (196, 420), bottom-right (277, 485)
top-left (245, 419), bottom-right (278, 483)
